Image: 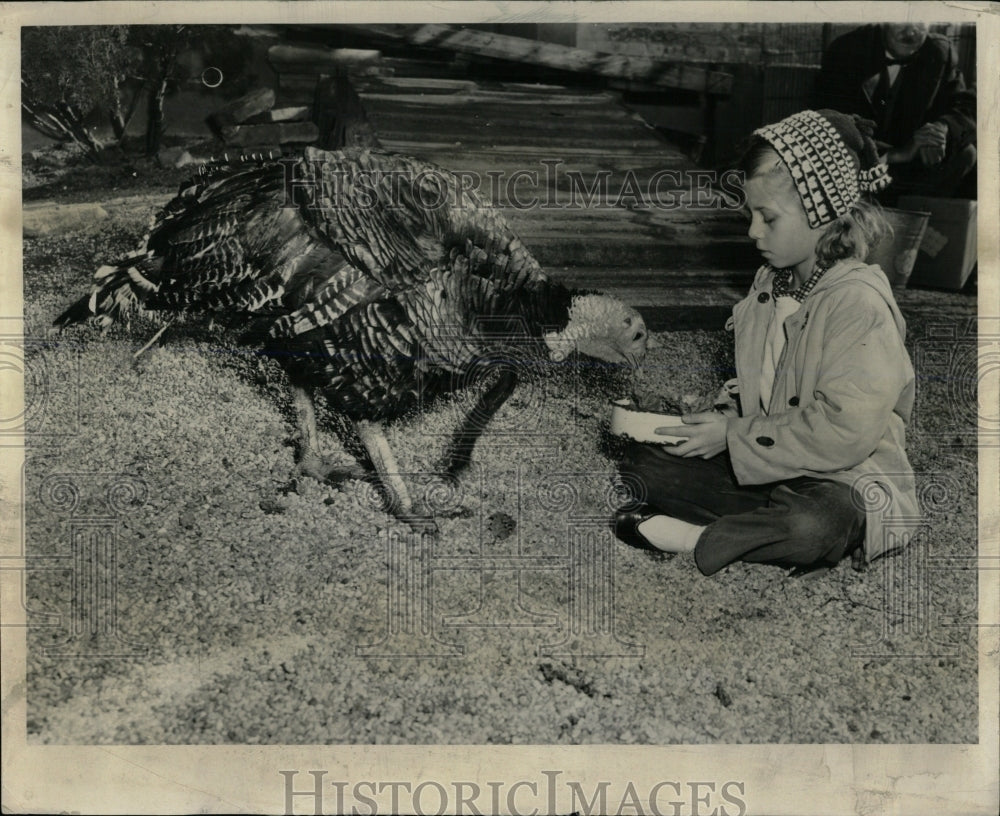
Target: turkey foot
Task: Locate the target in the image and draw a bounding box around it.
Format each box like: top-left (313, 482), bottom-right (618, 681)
top-left (296, 448), bottom-right (368, 485)
top-left (290, 384), bottom-right (367, 484)
top-left (409, 473), bottom-right (475, 521)
top-left (355, 420), bottom-right (441, 534)
top-left (292, 385), bottom-right (368, 485)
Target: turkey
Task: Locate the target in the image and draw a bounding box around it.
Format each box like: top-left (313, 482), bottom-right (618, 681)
top-left (55, 146), bottom-right (652, 525)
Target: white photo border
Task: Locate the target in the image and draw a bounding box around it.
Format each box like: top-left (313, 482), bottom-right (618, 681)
top-left (1, 2), bottom-right (997, 814)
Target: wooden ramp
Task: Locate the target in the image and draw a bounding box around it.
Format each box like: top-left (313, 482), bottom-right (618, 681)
top-left (351, 66), bottom-right (756, 329)
top-left (265, 33), bottom-right (976, 330)
top-left (270, 43), bottom-right (758, 329)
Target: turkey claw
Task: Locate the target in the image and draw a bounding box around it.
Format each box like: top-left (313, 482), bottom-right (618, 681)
top-left (429, 468), bottom-right (462, 490)
top-left (396, 512), bottom-right (440, 536)
top-left (296, 451), bottom-right (367, 486)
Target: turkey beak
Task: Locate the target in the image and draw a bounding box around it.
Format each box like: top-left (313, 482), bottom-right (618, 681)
top-left (625, 312), bottom-right (653, 367)
top-left (628, 333), bottom-right (657, 367)
top-left (621, 345), bottom-right (643, 370)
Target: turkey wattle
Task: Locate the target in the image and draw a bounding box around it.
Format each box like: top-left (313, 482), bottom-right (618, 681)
top-left (55, 147), bottom-right (652, 525)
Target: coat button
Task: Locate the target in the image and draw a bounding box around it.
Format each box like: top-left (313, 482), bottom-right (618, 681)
top-left (757, 292), bottom-right (770, 303)
top-left (788, 396), bottom-right (800, 406)
top-left (755, 436), bottom-right (775, 447)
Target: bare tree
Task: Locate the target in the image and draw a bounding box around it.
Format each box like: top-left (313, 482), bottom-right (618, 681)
top-left (131, 25), bottom-right (254, 156)
top-left (131, 25), bottom-right (192, 156)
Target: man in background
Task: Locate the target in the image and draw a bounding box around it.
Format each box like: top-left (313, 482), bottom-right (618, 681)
top-left (815, 23), bottom-right (976, 202)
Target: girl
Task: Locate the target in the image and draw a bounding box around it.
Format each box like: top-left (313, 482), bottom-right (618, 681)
top-left (614, 109), bottom-right (920, 575)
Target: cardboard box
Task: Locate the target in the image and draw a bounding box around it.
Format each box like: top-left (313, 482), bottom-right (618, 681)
top-left (898, 196), bottom-right (978, 290)
top-left (868, 207), bottom-right (930, 287)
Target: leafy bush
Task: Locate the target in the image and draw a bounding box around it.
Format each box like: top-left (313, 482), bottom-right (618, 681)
top-left (21, 26), bottom-right (141, 154)
top-left (23, 25), bottom-right (256, 157)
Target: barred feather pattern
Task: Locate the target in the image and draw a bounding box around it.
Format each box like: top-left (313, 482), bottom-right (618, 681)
top-left (297, 148), bottom-right (548, 294)
top-left (273, 242), bottom-right (576, 422)
top-left (58, 147), bottom-right (628, 421)
top-left (55, 158), bottom-right (334, 328)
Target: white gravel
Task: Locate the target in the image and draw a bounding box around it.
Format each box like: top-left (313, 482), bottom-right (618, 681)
top-left (22, 208), bottom-right (979, 746)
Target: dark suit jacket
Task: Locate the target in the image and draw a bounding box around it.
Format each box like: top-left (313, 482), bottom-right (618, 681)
top-left (815, 25), bottom-right (976, 151)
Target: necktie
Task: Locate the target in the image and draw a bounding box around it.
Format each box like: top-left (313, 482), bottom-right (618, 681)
top-left (872, 66), bottom-right (896, 123)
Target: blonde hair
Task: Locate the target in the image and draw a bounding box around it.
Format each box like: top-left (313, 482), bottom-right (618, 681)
top-left (739, 139), bottom-right (890, 266)
top-left (814, 199), bottom-right (890, 266)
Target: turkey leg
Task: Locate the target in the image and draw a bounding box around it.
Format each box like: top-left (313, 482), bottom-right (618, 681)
top-left (292, 386), bottom-right (434, 529)
top-left (437, 365), bottom-right (519, 480)
top-left (354, 420), bottom-right (438, 531)
top-left (292, 384), bottom-right (367, 484)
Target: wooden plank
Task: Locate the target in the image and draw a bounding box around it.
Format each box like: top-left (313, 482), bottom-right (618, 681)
top-left (373, 76), bottom-right (478, 91)
top-left (576, 23), bottom-right (764, 65)
top-left (268, 45), bottom-right (382, 73)
top-left (219, 121), bottom-right (319, 146)
top-left (522, 233), bottom-right (755, 268)
top-left (370, 77), bottom-right (619, 100)
top-left (507, 209), bottom-right (744, 231)
top-left (361, 100), bottom-right (642, 128)
top-left (369, 176), bottom-right (720, 207)
top-left (549, 266), bottom-right (750, 287)
top-left (361, 94), bottom-right (641, 119)
top-left (375, 148), bottom-right (695, 174)
top-left (369, 115), bottom-right (654, 142)
top-left (359, 90), bottom-right (627, 108)
top-left (355, 24), bottom-right (734, 94)
top-left (376, 134), bottom-right (665, 152)
top-left (377, 140), bottom-right (677, 158)
top-left (370, 117), bottom-right (658, 142)
top-left (365, 56), bottom-right (477, 81)
top-left (246, 105), bottom-right (312, 124)
top-left (509, 225), bottom-right (741, 247)
top-left (357, 73), bottom-right (621, 103)
top-left (207, 87), bottom-right (276, 133)
top-left (336, 55), bottom-right (750, 271)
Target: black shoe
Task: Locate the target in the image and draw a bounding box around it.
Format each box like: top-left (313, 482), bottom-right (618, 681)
top-left (613, 506), bottom-right (668, 554)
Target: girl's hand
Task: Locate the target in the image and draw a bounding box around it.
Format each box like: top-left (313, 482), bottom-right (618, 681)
top-left (657, 411), bottom-right (729, 459)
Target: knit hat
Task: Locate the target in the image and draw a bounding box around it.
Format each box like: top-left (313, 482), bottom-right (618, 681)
top-left (753, 109), bottom-right (891, 228)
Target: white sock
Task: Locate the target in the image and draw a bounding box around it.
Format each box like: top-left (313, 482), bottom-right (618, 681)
top-left (637, 515), bottom-right (706, 554)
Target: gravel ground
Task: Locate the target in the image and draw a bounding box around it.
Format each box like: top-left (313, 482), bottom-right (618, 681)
top-left (21, 184), bottom-right (979, 745)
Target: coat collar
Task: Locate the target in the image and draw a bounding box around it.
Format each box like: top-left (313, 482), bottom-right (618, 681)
top-left (756, 258), bottom-right (891, 297)
top-left (752, 257), bottom-right (906, 339)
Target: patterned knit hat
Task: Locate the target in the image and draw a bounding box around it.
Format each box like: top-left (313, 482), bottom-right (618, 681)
top-left (753, 109), bottom-right (891, 228)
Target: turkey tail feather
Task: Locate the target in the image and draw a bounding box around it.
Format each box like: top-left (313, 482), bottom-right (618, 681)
top-left (53, 257), bottom-right (160, 329)
top-left (53, 293), bottom-right (96, 328)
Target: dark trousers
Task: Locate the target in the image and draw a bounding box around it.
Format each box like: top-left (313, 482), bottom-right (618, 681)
top-left (617, 441), bottom-right (866, 575)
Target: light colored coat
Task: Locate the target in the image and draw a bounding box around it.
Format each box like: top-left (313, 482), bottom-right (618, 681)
top-left (725, 258), bottom-right (921, 561)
